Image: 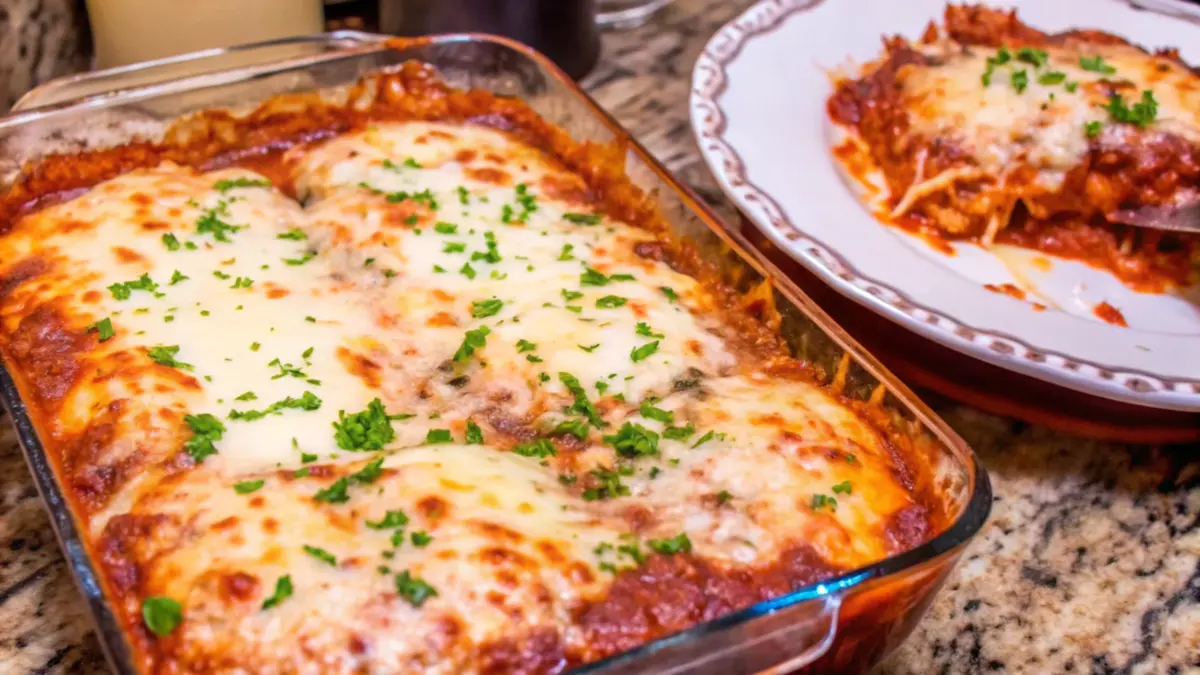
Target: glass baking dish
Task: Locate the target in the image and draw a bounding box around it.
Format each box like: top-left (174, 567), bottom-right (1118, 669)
top-left (1, 32), bottom-right (992, 675)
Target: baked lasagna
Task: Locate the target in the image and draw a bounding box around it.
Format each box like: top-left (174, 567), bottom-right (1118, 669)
top-left (0, 64), bottom-right (949, 673)
top-left (828, 4), bottom-right (1200, 291)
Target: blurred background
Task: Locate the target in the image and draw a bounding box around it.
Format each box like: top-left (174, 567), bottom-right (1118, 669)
top-left (0, 0), bottom-right (680, 109)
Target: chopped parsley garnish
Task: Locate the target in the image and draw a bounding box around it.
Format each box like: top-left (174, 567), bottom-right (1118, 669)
top-left (457, 186), bottom-right (470, 204)
top-left (302, 544), bottom-right (337, 566)
top-left (578, 343), bottom-right (600, 352)
top-left (471, 298), bottom-right (504, 318)
top-left (831, 480), bottom-right (853, 495)
top-left (366, 510), bottom-right (409, 529)
top-left (214, 177), bottom-right (271, 192)
top-left (692, 430), bottom-right (717, 448)
top-left (425, 428), bottom-right (453, 444)
top-left (715, 489), bottom-right (733, 505)
top-left (315, 478), bottom-right (350, 503)
top-left (87, 317), bottom-right (115, 342)
top-left (230, 276), bottom-right (254, 289)
top-left (233, 479), bottom-right (264, 494)
top-left (453, 326), bottom-right (491, 361)
top-left (663, 423), bottom-right (695, 440)
top-left (560, 372), bottom-right (604, 427)
top-left (350, 457), bottom-right (385, 484)
top-left (471, 231), bottom-right (502, 264)
top-left (580, 268), bottom-right (608, 286)
top-left (169, 270), bottom-right (188, 285)
top-left (526, 354), bottom-right (544, 363)
top-left (811, 494), bottom-right (838, 511)
top-left (434, 221), bottom-right (458, 235)
top-left (980, 47), bottom-right (1011, 87)
top-left (162, 233), bottom-right (181, 251)
top-left (604, 422), bottom-right (659, 458)
top-left (261, 575), bottom-right (293, 610)
top-left (553, 418), bottom-right (589, 440)
top-left (108, 273), bottom-right (159, 300)
top-left (460, 262), bottom-right (477, 279)
top-left (443, 242), bottom-right (466, 253)
top-left (249, 342), bottom-right (261, 352)
top-left (582, 466), bottom-right (631, 500)
top-left (1037, 71), bottom-right (1066, 85)
top-left (1015, 47), bottom-right (1048, 68)
top-left (147, 345), bottom-right (193, 370)
top-left (659, 286), bottom-right (678, 303)
top-left (1064, 81), bottom-right (1079, 93)
top-left (196, 206), bottom-right (241, 242)
top-left (630, 341), bottom-right (659, 363)
top-left (647, 533), bottom-right (692, 555)
top-left (283, 252), bottom-right (315, 266)
top-left (411, 531), bottom-right (432, 547)
top-left (465, 420), bottom-right (484, 444)
top-left (332, 398), bottom-right (395, 451)
top-left (635, 322), bottom-right (663, 338)
top-left (639, 402), bottom-right (673, 424)
top-left (1105, 90), bottom-right (1157, 127)
top-left (395, 570), bottom-right (438, 607)
top-left (512, 438), bottom-right (556, 458)
top-left (141, 597), bottom-right (182, 636)
top-left (563, 212), bottom-right (600, 225)
top-left (277, 229), bottom-right (307, 240)
top-left (1085, 121), bottom-right (1103, 138)
top-left (557, 244), bottom-right (576, 261)
top-left (561, 289), bottom-right (583, 302)
top-left (516, 339), bottom-right (537, 353)
top-left (1079, 55), bottom-right (1117, 75)
top-left (183, 413), bottom-right (225, 463)
top-left (1010, 69), bottom-right (1028, 94)
top-left (228, 391), bottom-right (322, 421)
top-left (596, 295), bottom-right (627, 309)
top-left (212, 270), bottom-right (231, 280)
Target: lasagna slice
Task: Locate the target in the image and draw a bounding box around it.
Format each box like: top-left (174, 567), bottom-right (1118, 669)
top-left (827, 4), bottom-right (1200, 290)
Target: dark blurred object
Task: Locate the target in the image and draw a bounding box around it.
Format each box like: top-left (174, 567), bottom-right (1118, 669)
top-left (0, 0), bottom-right (91, 110)
top-left (378, 0), bottom-right (600, 80)
top-left (325, 0), bottom-right (379, 31)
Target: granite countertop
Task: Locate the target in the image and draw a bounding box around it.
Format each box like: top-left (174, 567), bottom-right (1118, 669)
top-left (1, 0), bottom-right (1198, 673)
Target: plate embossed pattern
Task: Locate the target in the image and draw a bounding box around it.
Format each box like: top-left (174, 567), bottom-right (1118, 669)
top-left (690, 0), bottom-right (1200, 409)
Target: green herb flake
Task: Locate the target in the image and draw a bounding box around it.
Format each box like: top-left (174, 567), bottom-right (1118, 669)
top-left (108, 273), bottom-right (159, 300)
top-left (162, 233), bottom-right (181, 251)
top-left (141, 597), bottom-right (183, 636)
top-left (303, 544), bottom-right (338, 566)
top-left (560, 372), bottom-right (605, 427)
top-left (630, 340), bottom-right (660, 363)
top-left (367, 510), bottom-right (409, 529)
top-left (516, 339), bottom-right (537, 353)
top-left (1085, 120), bottom-right (1103, 138)
top-left (639, 402), bottom-right (673, 424)
top-left (214, 177), bottom-right (271, 192)
top-left (596, 295), bottom-right (627, 309)
top-left (647, 533), bottom-right (692, 555)
top-left (563, 212), bottom-right (601, 225)
top-left (1037, 71), bottom-right (1066, 85)
top-left (1015, 47), bottom-right (1048, 68)
top-left (233, 479), bottom-right (264, 494)
top-left (465, 420), bottom-right (484, 444)
top-left (277, 229), bottom-right (307, 241)
top-left (425, 428), bottom-right (453, 444)
top-left (196, 207), bottom-right (241, 242)
top-left (453, 326), bottom-right (491, 361)
top-left (603, 422), bottom-right (659, 458)
top-left (1010, 69), bottom-right (1028, 94)
top-left (1079, 54), bottom-right (1117, 75)
top-left (831, 480), bottom-right (853, 495)
top-left (394, 570), bottom-right (438, 607)
top-left (183, 413), bottom-right (225, 463)
top-left (811, 493), bottom-right (838, 511)
top-left (332, 399), bottom-right (396, 451)
top-left (148, 345), bottom-right (193, 370)
top-left (471, 298), bottom-right (504, 318)
top-left (261, 575), bottom-right (293, 610)
top-left (410, 531), bottom-right (432, 547)
top-left (87, 317), bottom-right (115, 342)
top-left (512, 438), bottom-right (557, 458)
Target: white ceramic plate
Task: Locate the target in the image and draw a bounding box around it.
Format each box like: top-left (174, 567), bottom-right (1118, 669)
top-left (690, 0), bottom-right (1200, 411)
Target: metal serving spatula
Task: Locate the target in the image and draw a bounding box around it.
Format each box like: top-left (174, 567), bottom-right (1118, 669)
top-left (1111, 200), bottom-right (1200, 234)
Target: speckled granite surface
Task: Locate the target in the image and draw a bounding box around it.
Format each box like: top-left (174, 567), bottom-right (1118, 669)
top-left (1, 0), bottom-right (1198, 673)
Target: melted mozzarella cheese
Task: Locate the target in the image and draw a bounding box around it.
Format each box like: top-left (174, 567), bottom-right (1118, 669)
top-left (900, 39), bottom-right (1200, 189)
top-left (0, 121), bottom-right (936, 674)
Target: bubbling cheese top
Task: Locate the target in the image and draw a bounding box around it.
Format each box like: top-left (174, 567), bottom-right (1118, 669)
top-left (0, 121), bottom-right (933, 673)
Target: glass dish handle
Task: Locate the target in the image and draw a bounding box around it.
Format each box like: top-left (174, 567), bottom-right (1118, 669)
top-left (12, 31), bottom-right (388, 112)
top-left (577, 591), bottom-right (842, 675)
